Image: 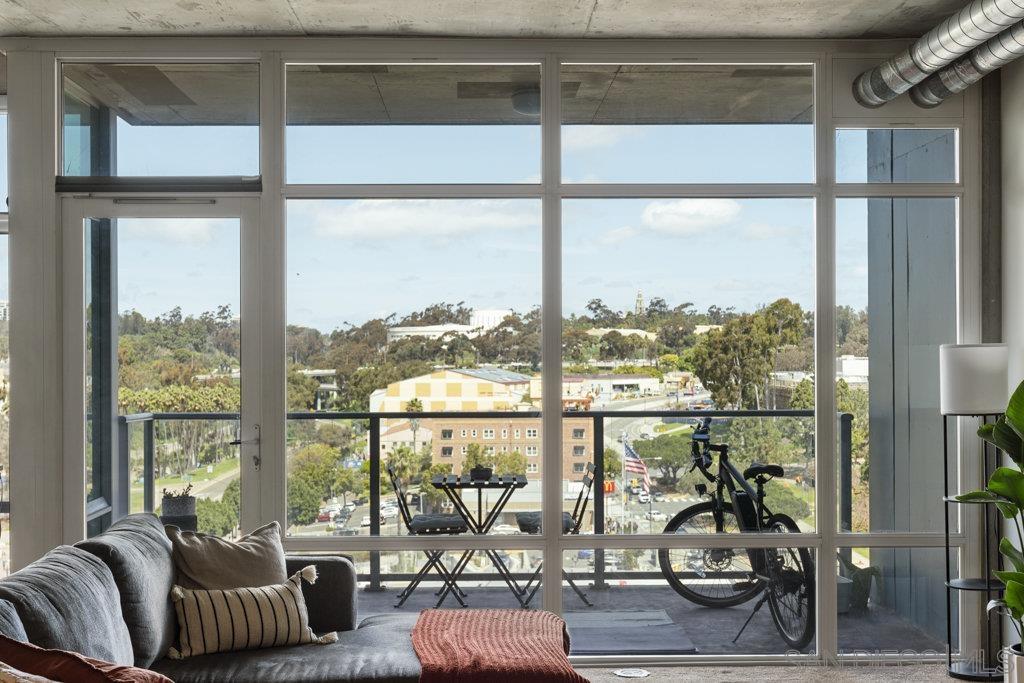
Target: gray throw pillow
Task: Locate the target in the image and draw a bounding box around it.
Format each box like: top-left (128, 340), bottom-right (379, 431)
top-left (165, 521), bottom-right (287, 590)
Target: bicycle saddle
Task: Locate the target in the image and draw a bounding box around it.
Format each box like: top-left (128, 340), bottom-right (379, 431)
top-left (743, 463), bottom-right (784, 480)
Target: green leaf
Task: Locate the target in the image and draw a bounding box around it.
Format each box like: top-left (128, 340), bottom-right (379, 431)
top-left (1005, 581), bottom-right (1024, 621)
top-left (996, 571), bottom-right (1024, 587)
top-left (1006, 380), bottom-right (1024, 441)
top-left (998, 501), bottom-right (1021, 519)
top-left (1003, 537), bottom-right (1024, 573)
top-left (988, 467), bottom-right (1024, 508)
top-left (978, 418), bottom-right (1023, 465)
top-left (956, 489), bottom-right (1002, 502)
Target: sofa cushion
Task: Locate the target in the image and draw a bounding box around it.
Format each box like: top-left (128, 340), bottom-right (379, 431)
top-left (0, 546), bottom-right (134, 665)
top-left (285, 556), bottom-right (358, 633)
top-left (76, 513), bottom-right (176, 668)
top-left (168, 565), bottom-right (337, 659)
top-left (152, 613), bottom-right (420, 683)
top-left (0, 598), bottom-right (27, 643)
top-left (166, 521), bottom-right (287, 589)
top-left (0, 633), bottom-right (172, 683)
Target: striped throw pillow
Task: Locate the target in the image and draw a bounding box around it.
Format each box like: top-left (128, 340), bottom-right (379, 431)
top-left (167, 565), bottom-right (338, 659)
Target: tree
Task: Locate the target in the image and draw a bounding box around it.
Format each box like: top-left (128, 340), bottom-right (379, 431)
top-left (603, 447), bottom-right (622, 478)
top-left (386, 445), bottom-right (421, 489)
top-left (463, 443), bottom-right (490, 472)
top-left (290, 443), bottom-right (338, 502)
top-left (421, 463), bottom-right (453, 513)
top-left (333, 467), bottom-right (365, 506)
top-left (495, 450), bottom-right (527, 476)
top-left (632, 432), bottom-right (693, 488)
top-left (287, 476), bottom-right (322, 527)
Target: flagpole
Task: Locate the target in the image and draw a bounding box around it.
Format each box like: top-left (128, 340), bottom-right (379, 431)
top-left (620, 436), bottom-right (626, 534)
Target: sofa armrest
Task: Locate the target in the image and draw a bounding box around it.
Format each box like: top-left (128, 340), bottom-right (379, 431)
top-left (285, 555), bottom-right (358, 633)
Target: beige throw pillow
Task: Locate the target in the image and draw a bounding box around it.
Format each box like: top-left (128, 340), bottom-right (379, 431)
top-left (167, 565), bottom-right (337, 659)
top-left (165, 521), bottom-right (287, 590)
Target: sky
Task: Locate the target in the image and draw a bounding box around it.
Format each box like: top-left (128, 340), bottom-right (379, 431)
top-left (55, 115), bottom-right (906, 332)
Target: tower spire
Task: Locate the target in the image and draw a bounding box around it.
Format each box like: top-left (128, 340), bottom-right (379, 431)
top-left (635, 290), bottom-right (644, 316)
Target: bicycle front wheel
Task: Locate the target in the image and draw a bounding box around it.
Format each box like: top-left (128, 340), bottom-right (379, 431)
top-left (762, 513), bottom-right (815, 650)
top-left (658, 501), bottom-right (763, 608)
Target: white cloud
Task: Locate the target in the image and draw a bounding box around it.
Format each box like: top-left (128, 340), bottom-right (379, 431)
top-left (562, 125), bottom-right (640, 152)
top-left (305, 199), bottom-right (539, 242)
top-left (118, 217), bottom-right (224, 245)
top-left (640, 199), bottom-right (742, 237)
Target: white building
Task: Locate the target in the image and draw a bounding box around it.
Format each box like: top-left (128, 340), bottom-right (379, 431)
top-left (385, 308), bottom-right (513, 343)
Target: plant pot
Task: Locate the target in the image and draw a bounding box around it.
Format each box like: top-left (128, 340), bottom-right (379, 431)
top-left (1006, 643), bottom-right (1024, 683)
top-left (161, 495), bottom-right (196, 518)
top-left (469, 466), bottom-right (492, 481)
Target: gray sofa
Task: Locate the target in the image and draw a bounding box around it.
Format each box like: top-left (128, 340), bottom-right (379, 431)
top-left (0, 513), bottom-right (421, 683)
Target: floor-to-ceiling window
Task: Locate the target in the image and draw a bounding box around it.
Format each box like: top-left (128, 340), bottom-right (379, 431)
top-left (36, 44), bottom-right (979, 663)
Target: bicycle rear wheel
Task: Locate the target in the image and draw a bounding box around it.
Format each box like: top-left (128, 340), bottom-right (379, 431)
top-left (658, 501), bottom-right (764, 608)
top-left (762, 513), bottom-right (815, 650)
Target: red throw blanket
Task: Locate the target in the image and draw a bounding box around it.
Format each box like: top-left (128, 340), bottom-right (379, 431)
top-left (412, 609), bottom-right (589, 683)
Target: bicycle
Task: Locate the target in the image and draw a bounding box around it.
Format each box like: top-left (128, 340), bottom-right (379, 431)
top-left (656, 416), bottom-right (815, 650)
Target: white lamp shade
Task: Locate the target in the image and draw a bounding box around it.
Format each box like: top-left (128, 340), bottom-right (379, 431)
top-left (939, 343), bottom-right (1009, 415)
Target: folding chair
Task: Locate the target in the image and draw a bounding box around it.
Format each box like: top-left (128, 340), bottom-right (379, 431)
top-left (515, 462), bottom-right (595, 607)
top-left (388, 466), bottom-right (470, 608)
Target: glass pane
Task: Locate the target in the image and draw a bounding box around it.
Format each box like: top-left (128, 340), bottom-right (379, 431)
top-left (286, 65), bottom-right (541, 183)
top-left (564, 545), bottom-right (816, 655)
top-left (285, 199), bottom-right (542, 537)
top-left (83, 217), bottom-right (241, 537)
top-left (0, 235), bottom-right (9, 576)
top-left (0, 112), bottom-right (8, 209)
top-left (836, 198), bottom-right (957, 533)
top-left (62, 63), bottom-right (259, 176)
top-left (350, 548), bottom-right (541, 613)
top-left (837, 547), bottom-right (957, 658)
top-left (562, 64), bottom-right (814, 183)
top-left (836, 129), bottom-right (957, 183)
top-left (563, 198), bottom-right (816, 533)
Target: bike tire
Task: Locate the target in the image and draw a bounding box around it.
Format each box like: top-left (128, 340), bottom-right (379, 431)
top-left (762, 513), bottom-right (815, 650)
top-left (658, 501), bottom-right (764, 608)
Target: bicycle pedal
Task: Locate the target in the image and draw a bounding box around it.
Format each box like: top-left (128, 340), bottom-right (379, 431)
top-left (732, 580), bottom-right (758, 591)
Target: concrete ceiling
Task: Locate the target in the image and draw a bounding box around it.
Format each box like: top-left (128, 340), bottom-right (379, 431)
top-left (0, 0), bottom-right (966, 39)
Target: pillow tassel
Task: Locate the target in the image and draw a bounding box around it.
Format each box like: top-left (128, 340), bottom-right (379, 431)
top-left (313, 631), bottom-right (338, 645)
top-left (169, 585), bottom-right (185, 602)
top-left (300, 564), bottom-right (318, 585)
top-left (166, 646), bottom-right (183, 660)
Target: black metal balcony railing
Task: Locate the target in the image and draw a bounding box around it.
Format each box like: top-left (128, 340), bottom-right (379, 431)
top-left (116, 409), bottom-right (852, 589)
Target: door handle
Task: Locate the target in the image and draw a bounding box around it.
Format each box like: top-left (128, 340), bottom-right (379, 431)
top-left (229, 424), bottom-right (261, 471)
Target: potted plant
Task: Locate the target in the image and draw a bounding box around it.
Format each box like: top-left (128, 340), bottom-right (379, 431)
top-left (161, 483), bottom-right (196, 517)
top-left (956, 379), bottom-right (1024, 680)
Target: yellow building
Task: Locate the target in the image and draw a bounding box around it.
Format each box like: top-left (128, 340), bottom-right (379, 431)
top-left (368, 368), bottom-right (533, 413)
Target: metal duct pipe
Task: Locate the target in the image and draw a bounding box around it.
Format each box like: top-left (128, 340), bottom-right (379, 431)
top-left (911, 20), bottom-right (1024, 106)
top-left (853, 0), bottom-right (1024, 107)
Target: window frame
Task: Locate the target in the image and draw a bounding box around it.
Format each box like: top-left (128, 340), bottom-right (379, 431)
top-left (0, 37), bottom-right (982, 666)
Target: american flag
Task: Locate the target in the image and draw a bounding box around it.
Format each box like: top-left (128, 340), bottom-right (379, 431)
top-left (623, 441), bottom-right (652, 490)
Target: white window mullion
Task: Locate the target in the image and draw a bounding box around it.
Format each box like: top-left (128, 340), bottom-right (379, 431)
top-left (258, 50), bottom-right (287, 533)
top-left (814, 50), bottom-right (839, 663)
top-left (540, 53), bottom-right (563, 615)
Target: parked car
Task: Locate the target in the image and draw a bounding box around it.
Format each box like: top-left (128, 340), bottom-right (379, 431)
top-left (360, 515), bottom-right (372, 527)
top-left (491, 524), bottom-right (519, 535)
top-left (381, 506), bottom-right (399, 520)
top-left (316, 510), bottom-right (332, 523)
top-left (332, 527), bottom-right (359, 536)
top-left (645, 510), bottom-right (668, 522)
top-left (637, 491), bottom-right (651, 504)
top-left (333, 509), bottom-right (351, 522)
top-left (343, 501), bottom-right (357, 511)
top-left (652, 491), bottom-right (666, 503)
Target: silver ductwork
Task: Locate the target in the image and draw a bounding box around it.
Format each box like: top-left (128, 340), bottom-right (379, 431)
top-left (911, 20), bottom-right (1024, 106)
top-left (853, 0), bottom-right (1024, 107)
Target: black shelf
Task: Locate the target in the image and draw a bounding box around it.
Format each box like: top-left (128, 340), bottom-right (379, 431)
top-left (944, 414), bottom-right (1004, 680)
top-left (948, 660), bottom-right (1002, 681)
top-left (947, 578), bottom-right (1003, 592)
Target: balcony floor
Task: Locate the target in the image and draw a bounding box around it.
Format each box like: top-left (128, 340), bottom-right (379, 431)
top-left (357, 580), bottom-right (946, 656)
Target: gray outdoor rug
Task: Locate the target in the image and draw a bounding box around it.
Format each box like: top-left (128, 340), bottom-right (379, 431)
top-left (565, 610), bottom-right (698, 655)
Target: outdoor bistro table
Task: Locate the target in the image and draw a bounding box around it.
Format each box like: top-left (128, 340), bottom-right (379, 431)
top-left (431, 473), bottom-right (529, 607)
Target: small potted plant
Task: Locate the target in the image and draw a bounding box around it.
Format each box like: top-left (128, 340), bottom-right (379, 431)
top-left (161, 483), bottom-right (196, 518)
top-left (956, 380), bottom-right (1024, 681)
top-left (469, 464), bottom-right (493, 481)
